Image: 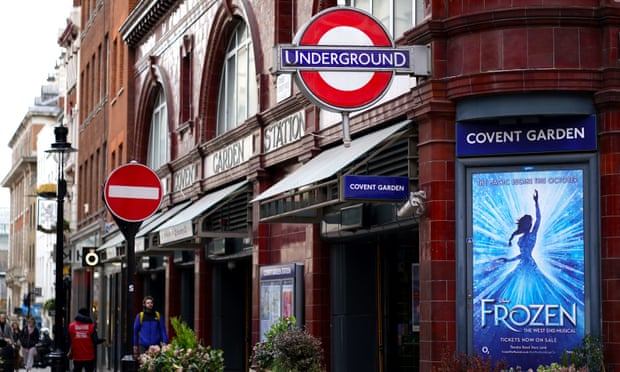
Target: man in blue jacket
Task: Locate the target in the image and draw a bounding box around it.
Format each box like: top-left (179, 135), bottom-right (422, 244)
top-left (133, 296), bottom-right (168, 355)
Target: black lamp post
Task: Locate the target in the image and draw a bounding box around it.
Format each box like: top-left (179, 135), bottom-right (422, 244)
top-left (46, 124), bottom-right (77, 372)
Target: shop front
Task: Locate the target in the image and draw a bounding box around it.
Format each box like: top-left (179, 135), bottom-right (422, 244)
top-left (95, 203), bottom-right (191, 371)
top-left (254, 117), bottom-right (421, 371)
top-left (149, 180), bottom-right (253, 372)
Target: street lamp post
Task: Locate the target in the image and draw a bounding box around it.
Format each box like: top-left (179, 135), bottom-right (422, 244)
top-left (46, 124), bottom-right (77, 372)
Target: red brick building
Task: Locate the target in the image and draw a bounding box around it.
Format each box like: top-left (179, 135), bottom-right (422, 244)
top-left (72, 0), bottom-right (620, 371)
top-left (68, 0), bottom-right (135, 370)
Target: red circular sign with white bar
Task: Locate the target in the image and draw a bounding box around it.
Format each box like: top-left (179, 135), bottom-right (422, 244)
top-left (294, 7), bottom-right (394, 111)
top-left (103, 162), bottom-right (163, 222)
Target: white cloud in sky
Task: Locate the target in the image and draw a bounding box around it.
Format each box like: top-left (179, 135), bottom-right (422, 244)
top-left (0, 0), bottom-right (73, 208)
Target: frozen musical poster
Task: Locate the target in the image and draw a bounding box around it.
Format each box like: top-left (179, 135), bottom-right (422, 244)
top-left (471, 167), bottom-right (585, 368)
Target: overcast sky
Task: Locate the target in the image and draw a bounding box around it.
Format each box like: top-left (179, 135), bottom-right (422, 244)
top-left (0, 0), bottom-right (73, 208)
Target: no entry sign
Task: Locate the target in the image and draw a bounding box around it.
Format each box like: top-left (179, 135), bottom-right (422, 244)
top-left (104, 162), bottom-right (163, 222)
top-left (275, 7), bottom-right (430, 112)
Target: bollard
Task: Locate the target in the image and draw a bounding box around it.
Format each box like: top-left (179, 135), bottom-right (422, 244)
top-left (49, 348), bottom-right (69, 372)
top-left (121, 354), bottom-right (139, 372)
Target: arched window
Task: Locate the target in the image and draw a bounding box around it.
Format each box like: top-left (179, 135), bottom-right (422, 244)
top-left (147, 88), bottom-right (169, 169)
top-left (216, 21), bottom-right (257, 135)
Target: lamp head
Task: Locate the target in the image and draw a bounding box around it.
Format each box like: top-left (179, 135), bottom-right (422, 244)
top-left (46, 125), bottom-right (77, 154)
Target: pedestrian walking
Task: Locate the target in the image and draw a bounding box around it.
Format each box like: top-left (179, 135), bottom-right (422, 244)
top-left (10, 322), bottom-right (19, 345)
top-left (10, 321), bottom-right (21, 368)
top-left (68, 308), bottom-right (105, 372)
top-left (0, 313), bottom-right (13, 344)
top-left (133, 296), bottom-right (168, 355)
top-left (0, 313), bottom-right (15, 371)
top-left (19, 318), bottom-right (39, 372)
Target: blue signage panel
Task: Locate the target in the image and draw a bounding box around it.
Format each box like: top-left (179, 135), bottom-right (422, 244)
top-left (259, 263), bottom-right (297, 281)
top-left (279, 46), bottom-right (412, 71)
top-left (343, 175), bottom-right (409, 200)
top-left (456, 115), bottom-right (597, 157)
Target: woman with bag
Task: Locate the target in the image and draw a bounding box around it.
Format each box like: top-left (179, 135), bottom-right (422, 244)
top-left (19, 318), bottom-right (39, 372)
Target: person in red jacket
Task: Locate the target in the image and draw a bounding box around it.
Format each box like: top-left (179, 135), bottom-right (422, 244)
top-left (68, 308), bottom-right (104, 372)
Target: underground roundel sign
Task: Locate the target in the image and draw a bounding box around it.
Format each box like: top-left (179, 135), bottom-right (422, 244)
top-left (82, 247), bottom-right (101, 267)
top-left (103, 162), bottom-right (163, 222)
top-left (275, 7), bottom-right (420, 112)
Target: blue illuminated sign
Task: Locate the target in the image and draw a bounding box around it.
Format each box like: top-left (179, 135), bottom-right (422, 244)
top-left (456, 115), bottom-right (597, 157)
top-left (343, 175), bottom-right (409, 200)
top-left (471, 167), bottom-right (585, 368)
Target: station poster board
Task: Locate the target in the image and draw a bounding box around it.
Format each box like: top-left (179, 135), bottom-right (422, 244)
top-left (259, 263), bottom-right (304, 340)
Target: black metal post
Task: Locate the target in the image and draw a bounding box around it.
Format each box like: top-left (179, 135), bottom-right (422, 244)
top-left (46, 125), bottom-right (76, 372)
top-left (118, 220), bottom-right (141, 372)
top-left (49, 177), bottom-right (68, 372)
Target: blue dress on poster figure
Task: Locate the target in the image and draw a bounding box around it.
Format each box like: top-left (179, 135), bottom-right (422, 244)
top-left (501, 190), bottom-right (540, 267)
top-left (490, 190), bottom-right (555, 309)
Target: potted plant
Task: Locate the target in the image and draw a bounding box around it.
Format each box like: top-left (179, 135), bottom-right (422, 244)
top-left (138, 317), bottom-right (224, 372)
top-left (250, 316), bottom-right (324, 372)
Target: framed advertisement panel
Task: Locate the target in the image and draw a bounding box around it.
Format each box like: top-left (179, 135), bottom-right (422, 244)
top-left (259, 263), bottom-right (305, 340)
top-left (456, 154), bottom-right (600, 369)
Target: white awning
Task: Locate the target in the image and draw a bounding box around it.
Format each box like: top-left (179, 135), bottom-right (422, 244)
top-left (97, 201), bottom-right (193, 255)
top-left (98, 231), bottom-right (124, 251)
top-left (252, 120), bottom-right (411, 202)
top-left (156, 181), bottom-right (248, 245)
top-left (134, 201), bottom-right (191, 252)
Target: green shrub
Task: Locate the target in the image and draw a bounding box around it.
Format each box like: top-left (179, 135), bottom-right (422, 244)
top-left (536, 335), bottom-right (604, 372)
top-left (536, 362), bottom-right (588, 372)
top-left (138, 317), bottom-right (224, 372)
top-left (250, 316), bottom-right (296, 370)
top-left (272, 326), bottom-right (323, 372)
top-left (170, 317), bottom-right (199, 350)
top-left (559, 335), bottom-right (604, 372)
top-left (250, 316), bottom-right (324, 372)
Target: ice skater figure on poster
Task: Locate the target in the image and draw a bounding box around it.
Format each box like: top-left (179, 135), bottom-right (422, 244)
top-left (484, 188), bottom-right (561, 302)
top-left (498, 189), bottom-right (540, 266)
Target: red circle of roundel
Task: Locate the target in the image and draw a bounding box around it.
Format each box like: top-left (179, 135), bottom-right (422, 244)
top-left (104, 163), bottom-right (163, 222)
top-left (297, 8), bottom-right (394, 111)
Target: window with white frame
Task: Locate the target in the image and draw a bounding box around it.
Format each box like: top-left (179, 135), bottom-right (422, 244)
top-left (216, 21), bottom-right (257, 135)
top-left (346, 0), bottom-right (424, 38)
top-left (147, 88), bottom-right (169, 169)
